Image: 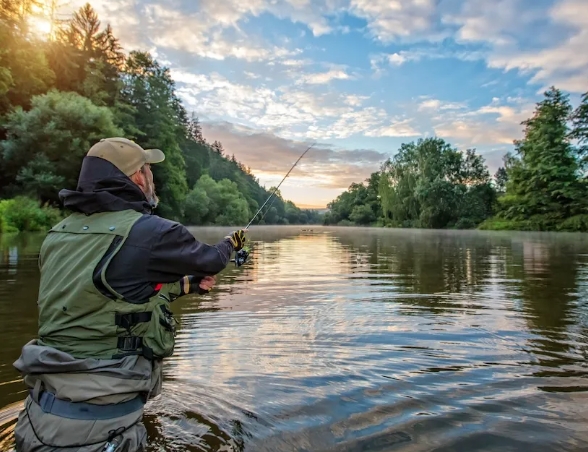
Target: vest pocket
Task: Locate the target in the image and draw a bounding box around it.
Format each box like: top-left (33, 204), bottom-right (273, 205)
top-left (142, 302), bottom-right (178, 359)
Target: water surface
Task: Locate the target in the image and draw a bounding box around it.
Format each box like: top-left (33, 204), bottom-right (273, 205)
top-left (1, 226), bottom-right (587, 451)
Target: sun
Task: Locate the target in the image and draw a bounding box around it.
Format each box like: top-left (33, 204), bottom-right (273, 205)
top-left (26, 0), bottom-right (55, 40)
top-left (28, 15), bottom-right (53, 39)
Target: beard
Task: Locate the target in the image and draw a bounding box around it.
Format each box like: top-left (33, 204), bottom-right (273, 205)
top-left (145, 173), bottom-right (159, 209)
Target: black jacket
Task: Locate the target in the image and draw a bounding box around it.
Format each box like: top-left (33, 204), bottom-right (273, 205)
top-left (59, 156), bottom-right (234, 301)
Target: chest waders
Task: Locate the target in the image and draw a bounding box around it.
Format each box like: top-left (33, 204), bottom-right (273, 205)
top-left (23, 209), bottom-right (188, 451)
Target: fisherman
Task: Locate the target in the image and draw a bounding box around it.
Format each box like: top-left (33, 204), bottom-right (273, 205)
top-left (12, 137), bottom-right (248, 451)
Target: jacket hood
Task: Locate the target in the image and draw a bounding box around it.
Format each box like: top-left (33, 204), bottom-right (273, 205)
top-left (59, 156), bottom-right (153, 215)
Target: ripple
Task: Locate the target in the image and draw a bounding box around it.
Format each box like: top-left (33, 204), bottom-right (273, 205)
top-left (1, 227), bottom-right (588, 451)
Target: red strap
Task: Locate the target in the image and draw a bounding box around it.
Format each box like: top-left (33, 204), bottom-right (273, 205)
top-left (154, 283), bottom-right (163, 292)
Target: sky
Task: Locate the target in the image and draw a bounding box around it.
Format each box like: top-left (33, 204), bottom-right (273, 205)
top-left (49, 0), bottom-right (588, 208)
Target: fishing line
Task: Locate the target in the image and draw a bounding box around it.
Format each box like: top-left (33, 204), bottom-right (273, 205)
top-left (245, 142), bottom-right (316, 229)
top-left (231, 142), bottom-right (316, 267)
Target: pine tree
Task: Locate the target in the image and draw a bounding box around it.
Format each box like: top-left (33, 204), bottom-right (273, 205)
top-left (501, 87), bottom-right (587, 224)
top-left (570, 91), bottom-right (588, 169)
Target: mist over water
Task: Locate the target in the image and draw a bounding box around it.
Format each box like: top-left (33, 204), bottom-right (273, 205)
top-left (1, 226), bottom-right (587, 451)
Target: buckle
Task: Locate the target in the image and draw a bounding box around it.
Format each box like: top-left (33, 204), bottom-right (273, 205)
top-left (118, 336), bottom-right (142, 351)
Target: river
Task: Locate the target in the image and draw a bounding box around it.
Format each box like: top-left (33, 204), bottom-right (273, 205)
top-left (0, 226), bottom-right (587, 451)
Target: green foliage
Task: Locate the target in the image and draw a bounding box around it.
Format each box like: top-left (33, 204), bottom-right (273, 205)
top-left (117, 51), bottom-right (189, 220)
top-left (1, 90), bottom-right (123, 203)
top-left (184, 175), bottom-right (249, 226)
top-left (557, 215), bottom-right (588, 232)
top-left (0, 19), bottom-right (56, 115)
top-left (349, 204), bottom-right (376, 225)
top-left (487, 87), bottom-right (588, 231)
top-left (570, 91), bottom-right (588, 168)
top-left (324, 173), bottom-right (381, 226)
top-left (477, 218), bottom-right (535, 231)
top-left (376, 138), bottom-right (495, 229)
top-left (0, 196), bottom-right (63, 233)
top-left (326, 89), bottom-right (588, 232)
top-left (0, 3), bottom-right (319, 229)
top-left (494, 166), bottom-right (508, 194)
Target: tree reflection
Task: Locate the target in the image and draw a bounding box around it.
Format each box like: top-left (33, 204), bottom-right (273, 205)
top-left (502, 235), bottom-right (587, 377)
top-left (329, 228), bottom-right (512, 316)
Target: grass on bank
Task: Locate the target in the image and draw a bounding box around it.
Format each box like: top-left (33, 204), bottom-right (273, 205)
top-left (328, 214), bottom-right (588, 232)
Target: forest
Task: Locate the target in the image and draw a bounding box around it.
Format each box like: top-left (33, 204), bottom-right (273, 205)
top-left (2, 2), bottom-right (588, 234)
top-left (0, 2), bottom-right (322, 232)
top-left (324, 87), bottom-right (588, 232)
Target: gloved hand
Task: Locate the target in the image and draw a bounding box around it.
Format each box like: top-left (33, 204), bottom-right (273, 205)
top-left (225, 229), bottom-right (247, 251)
top-left (178, 275), bottom-right (216, 295)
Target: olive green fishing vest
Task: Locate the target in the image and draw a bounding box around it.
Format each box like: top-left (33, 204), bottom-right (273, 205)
top-left (36, 209), bottom-right (181, 361)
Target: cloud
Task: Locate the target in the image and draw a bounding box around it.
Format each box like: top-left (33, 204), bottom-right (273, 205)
top-left (349, 0), bottom-right (447, 43)
top-left (173, 70), bottom-right (414, 140)
top-left (369, 46), bottom-right (487, 75)
top-left (363, 1), bottom-right (588, 93)
top-left (200, 121), bottom-right (387, 190)
top-left (417, 98), bottom-right (467, 112)
top-left (64, 0), bottom-right (300, 63)
top-left (478, 148), bottom-right (510, 174)
top-left (143, 4), bottom-right (297, 62)
top-left (65, 0), bottom-right (588, 95)
top-left (57, 0), bottom-right (586, 207)
top-left (62, 0), bottom-right (144, 49)
top-left (296, 68), bottom-right (352, 84)
top-left (432, 97), bottom-right (535, 147)
top-left (446, 0), bottom-right (588, 93)
top-left (365, 119), bottom-right (421, 137)
top-left (387, 53), bottom-right (407, 66)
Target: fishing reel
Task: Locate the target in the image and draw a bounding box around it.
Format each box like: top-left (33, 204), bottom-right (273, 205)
top-left (231, 247), bottom-right (251, 267)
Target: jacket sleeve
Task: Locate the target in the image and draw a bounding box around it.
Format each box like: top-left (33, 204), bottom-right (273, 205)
top-left (147, 220), bottom-right (235, 281)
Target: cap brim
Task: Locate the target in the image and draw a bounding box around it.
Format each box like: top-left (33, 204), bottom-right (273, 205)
top-left (145, 148), bottom-right (165, 164)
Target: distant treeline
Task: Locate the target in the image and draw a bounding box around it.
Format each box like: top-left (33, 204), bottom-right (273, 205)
top-left (324, 87), bottom-right (588, 232)
top-left (0, 2), bottom-right (322, 232)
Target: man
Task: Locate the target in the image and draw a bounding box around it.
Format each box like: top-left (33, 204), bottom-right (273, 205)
top-left (12, 137), bottom-right (248, 451)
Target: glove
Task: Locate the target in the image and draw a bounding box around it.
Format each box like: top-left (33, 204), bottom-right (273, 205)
top-left (225, 229), bottom-right (247, 251)
top-left (180, 275), bottom-right (216, 295)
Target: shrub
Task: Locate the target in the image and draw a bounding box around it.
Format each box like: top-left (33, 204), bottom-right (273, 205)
top-left (0, 196), bottom-right (63, 233)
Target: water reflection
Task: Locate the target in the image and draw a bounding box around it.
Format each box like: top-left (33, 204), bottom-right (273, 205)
top-left (0, 227), bottom-right (587, 451)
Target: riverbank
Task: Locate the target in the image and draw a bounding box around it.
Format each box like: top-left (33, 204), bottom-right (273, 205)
top-left (4, 194), bottom-right (587, 234)
top-left (324, 216), bottom-right (588, 233)
top-left (477, 215), bottom-right (588, 232)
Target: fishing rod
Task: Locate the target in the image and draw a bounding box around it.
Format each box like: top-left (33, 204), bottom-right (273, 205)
top-left (246, 142), bottom-right (316, 229)
top-left (231, 142), bottom-right (316, 267)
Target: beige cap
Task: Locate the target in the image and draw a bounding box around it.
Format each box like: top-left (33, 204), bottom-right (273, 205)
top-left (87, 137), bottom-right (165, 176)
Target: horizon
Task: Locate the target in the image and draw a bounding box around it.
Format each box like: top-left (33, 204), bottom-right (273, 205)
top-left (30, 0), bottom-right (588, 208)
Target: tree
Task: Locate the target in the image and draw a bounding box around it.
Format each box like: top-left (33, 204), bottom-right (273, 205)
top-left (350, 204), bottom-right (376, 225)
top-left (0, 19), bottom-right (55, 115)
top-left (53, 3), bottom-right (124, 105)
top-left (324, 174), bottom-right (381, 226)
top-left (118, 51), bottom-right (188, 220)
top-left (0, 90), bottom-right (123, 203)
top-left (212, 141), bottom-right (224, 155)
top-left (494, 167), bottom-right (508, 194)
top-left (498, 87), bottom-right (587, 226)
top-left (570, 91), bottom-right (588, 169)
top-left (185, 175), bottom-right (250, 226)
top-left (377, 138), bottom-right (495, 229)
top-left (0, 3), bottom-right (350, 229)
